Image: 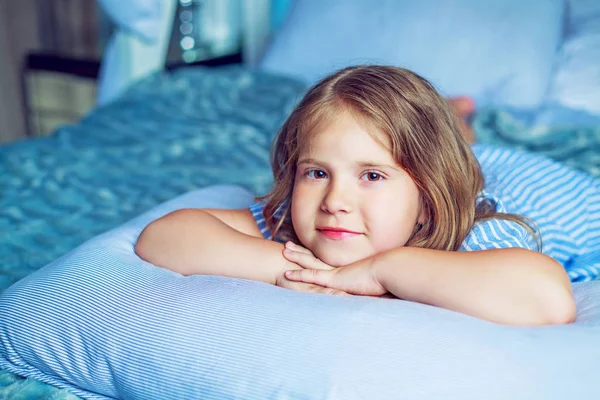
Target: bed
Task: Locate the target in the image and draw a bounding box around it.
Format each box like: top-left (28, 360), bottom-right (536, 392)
top-left (0, 66), bottom-right (303, 294)
top-left (2, 1), bottom-right (600, 399)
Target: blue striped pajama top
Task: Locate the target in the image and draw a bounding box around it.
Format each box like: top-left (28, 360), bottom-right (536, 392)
top-left (250, 144), bottom-right (600, 282)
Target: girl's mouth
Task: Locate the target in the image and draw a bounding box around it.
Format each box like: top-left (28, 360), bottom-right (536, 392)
top-left (317, 227), bottom-right (362, 240)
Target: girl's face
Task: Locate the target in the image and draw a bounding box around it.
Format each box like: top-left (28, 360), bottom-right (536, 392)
top-left (291, 111), bottom-right (424, 267)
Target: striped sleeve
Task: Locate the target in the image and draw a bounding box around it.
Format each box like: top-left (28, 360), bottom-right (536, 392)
top-left (459, 218), bottom-right (536, 252)
top-left (249, 201), bottom-right (272, 240)
top-left (564, 251), bottom-right (600, 282)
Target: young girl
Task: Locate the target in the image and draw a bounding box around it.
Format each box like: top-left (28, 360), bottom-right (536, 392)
top-left (135, 65), bottom-right (593, 326)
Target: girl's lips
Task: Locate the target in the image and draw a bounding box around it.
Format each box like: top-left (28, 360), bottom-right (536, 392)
top-left (317, 228), bottom-right (362, 240)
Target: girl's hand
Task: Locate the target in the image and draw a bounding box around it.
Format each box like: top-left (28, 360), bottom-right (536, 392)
top-left (275, 272), bottom-right (350, 296)
top-left (276, 242), bottom-right (350, 295)
top-left (283, 241), bottom-right (335, 271)
top-left (283, 243), bottom-right (388, 297)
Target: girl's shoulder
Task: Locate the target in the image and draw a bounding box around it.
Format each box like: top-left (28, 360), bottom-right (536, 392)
top-left (471, 144), bottom-right (598, 206)
top-left (248, 200), bottom-right (270, 239)
top-left (249, 200), bottom-right (290, 243)
top-left (471, 144), bottom-right (596, 183)
top-left (459, 216), bottom-right (537, 252)
top-left (249, 200), bottom-right (267, 218)
top-left (464, 187), bottom-right (537, 253)
top-left (471, 144), bottom-right (554, 171)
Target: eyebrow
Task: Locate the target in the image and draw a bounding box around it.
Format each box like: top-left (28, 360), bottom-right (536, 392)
top-left (297, 157), bottom-right (401, 171)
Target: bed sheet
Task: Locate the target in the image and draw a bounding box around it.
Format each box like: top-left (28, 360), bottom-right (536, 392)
top-left (1, 66), bottom-right (600, 399)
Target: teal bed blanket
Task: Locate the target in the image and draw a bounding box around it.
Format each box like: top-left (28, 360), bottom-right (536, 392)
top-left (0, 67), bottom-right (304, 293)
top-left (1, 66), bottom-right (599, 399)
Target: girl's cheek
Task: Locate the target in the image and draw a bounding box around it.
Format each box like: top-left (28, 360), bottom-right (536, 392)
top-left (292, 180), bottom-right (312, 197)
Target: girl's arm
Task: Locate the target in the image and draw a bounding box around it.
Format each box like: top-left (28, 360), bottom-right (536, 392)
top-left (135, 208), bottom-right (298, 284)
top-left (284, 245), bottom-right (576, 326)
top-left (373, 247), bottom-right (575, 325)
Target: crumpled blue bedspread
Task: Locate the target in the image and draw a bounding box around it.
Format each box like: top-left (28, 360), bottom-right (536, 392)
top-left (0, 66), bottom-right (304, 293)
top-left (1, 66), bottom-right (599, 399)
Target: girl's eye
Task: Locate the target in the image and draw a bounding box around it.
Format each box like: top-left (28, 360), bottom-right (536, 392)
top-left (307, 169), bottom-right (327, 179)
top-left (361, 172), bottom-right (383, 181)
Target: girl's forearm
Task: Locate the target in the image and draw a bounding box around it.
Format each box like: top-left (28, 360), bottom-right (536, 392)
top-left (136, 210), bottom-right (298, 284)
top-left (372, 247), bottom-right (576, 325)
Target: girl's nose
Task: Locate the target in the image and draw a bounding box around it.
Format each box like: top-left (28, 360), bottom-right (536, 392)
top-left (320, 181), bottom-right (353, 214)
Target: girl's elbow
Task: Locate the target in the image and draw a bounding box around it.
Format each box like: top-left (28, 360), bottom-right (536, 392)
top-left (135, 210), bottom-right (186, 265)
top-left (507, 259), bottom-right (576, 326)
top-left (543, 259), bottom-right (577, 325)
top-left (502, 289), bottom-right (575, 327)
top-left (528, 253), bottom-right (576, 325)
top-left (135, 219), bottom-right (161, 263)
top-left (541, 287), bottom-right (576, 325)
top-left (136, 209), bottom-right (203, 276)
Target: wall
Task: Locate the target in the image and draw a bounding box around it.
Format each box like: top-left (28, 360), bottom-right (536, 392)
top-left (0, 0), bottom-right (39, 143)
top-left (0, 0), bottom-right (100, 144)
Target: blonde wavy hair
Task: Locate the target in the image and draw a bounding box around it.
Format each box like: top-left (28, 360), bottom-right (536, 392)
top-left (262, 65), bottom-right (539, 251)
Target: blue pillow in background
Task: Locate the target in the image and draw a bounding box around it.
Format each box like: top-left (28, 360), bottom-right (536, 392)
top-left (536, 0), bottom-right (600, 126)
top-left (260, 0), bottom-right (565, 110)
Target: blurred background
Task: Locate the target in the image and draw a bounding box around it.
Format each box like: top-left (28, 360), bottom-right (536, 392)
top-left (1, 0), bottom-right (598, 146)
top-left (0, 0), bottom-right (290, 143)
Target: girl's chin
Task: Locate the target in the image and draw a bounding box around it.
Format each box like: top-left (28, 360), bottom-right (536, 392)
top-left (317, 251), bottom-right (365, 268)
